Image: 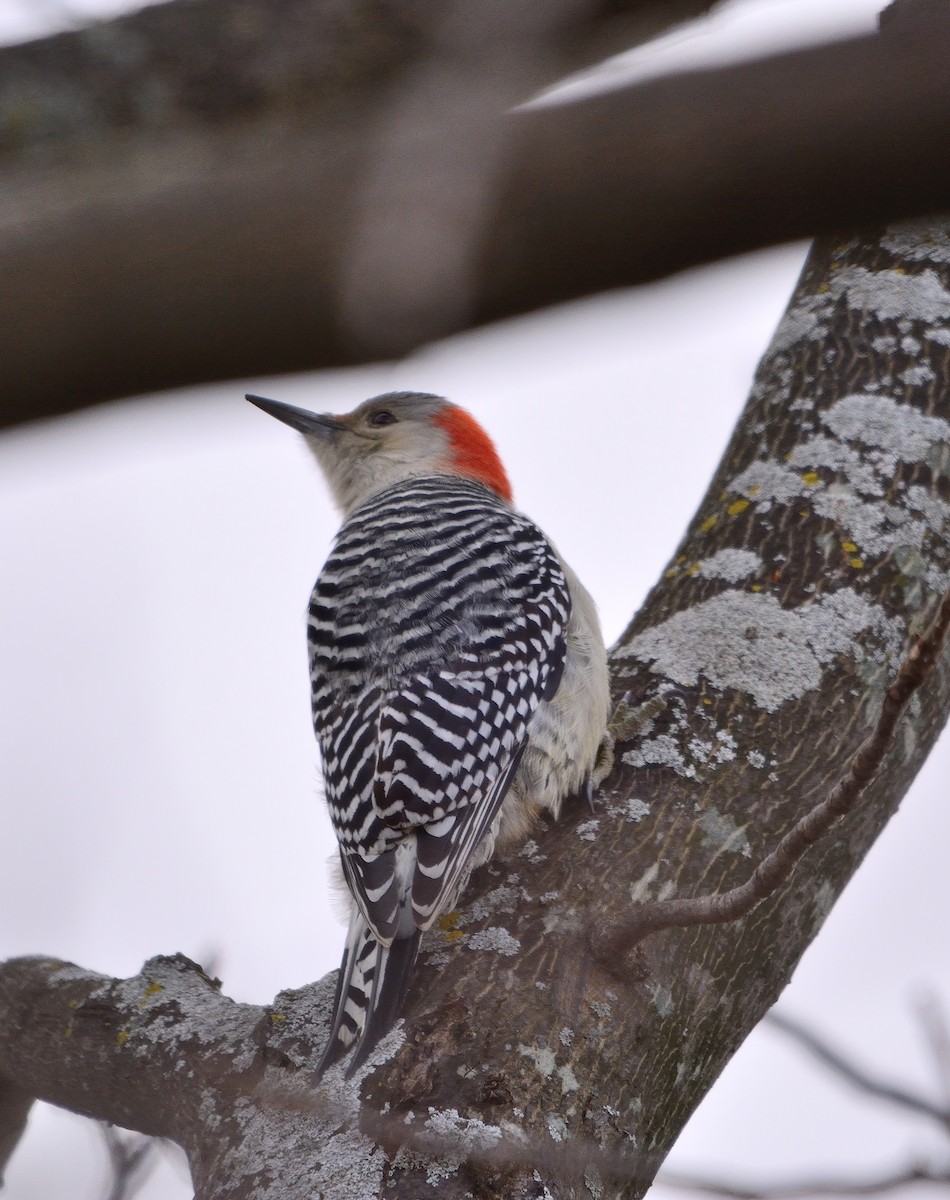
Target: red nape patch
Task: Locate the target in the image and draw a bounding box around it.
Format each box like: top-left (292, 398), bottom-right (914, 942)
top-left (434, 405), bottom-right (513, 502)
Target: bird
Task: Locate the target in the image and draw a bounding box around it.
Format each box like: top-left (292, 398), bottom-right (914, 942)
top-left (246, 390), bottom-right (610, 1075)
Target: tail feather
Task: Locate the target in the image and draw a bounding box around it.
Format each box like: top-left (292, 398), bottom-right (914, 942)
top-left (316, 913), bottom-right (376, 1074)
top-left (317, 906), bottom-right (422, 1077)
top-left (347, 927), bottom-right (421, 1075)
top-left (317, 748), bottom-right (526, 1078)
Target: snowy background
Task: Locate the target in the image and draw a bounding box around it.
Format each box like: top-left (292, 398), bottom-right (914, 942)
top-left (1, 1), bottom-right (949, 1197)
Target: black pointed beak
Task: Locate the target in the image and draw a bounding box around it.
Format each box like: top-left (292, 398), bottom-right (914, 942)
top-left (246, 394), bottom-right (346, 436)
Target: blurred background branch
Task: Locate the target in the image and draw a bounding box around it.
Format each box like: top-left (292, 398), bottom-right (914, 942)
top-left (99, 1123), bottom-right (157, 1200)
top-left (660, 1000), bottom-right (950, 1200)
top-left (2, 0), bottom-right (950, 425)
top-left (767, 1010), bottom-right (950, 1136)
top-left (659, 1164), bottom-right (950, 1199)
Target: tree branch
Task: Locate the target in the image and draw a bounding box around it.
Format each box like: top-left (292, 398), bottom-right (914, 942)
top-left (592, 587), bottom-right (950, 963)
top-left (3, 1), bottom-right (950, 424)
top-left (0, 1075), bottom-right (32, 1186)
top-left (0, 955), bottom-right (262, 1144)
top-left (0, 953), bottom-right (665, 1196)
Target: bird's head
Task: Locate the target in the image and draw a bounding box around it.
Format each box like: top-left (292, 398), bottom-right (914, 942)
top-left (246, 391), bottom-right (513, 515)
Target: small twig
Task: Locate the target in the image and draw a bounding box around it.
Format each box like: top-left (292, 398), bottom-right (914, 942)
top-left (661, 1000), bottom-right (950, 1199)
top-left (915, 992), bottom-right (950, 1110)
top-left (100, 1124), bottom-right (156, 1200)
top-left (658, 1164), bottom-right (950, 1199)
top-left (765, 1011), bottom-right (950, 1135)
top-left (594, 587), bottom-right (950, 962)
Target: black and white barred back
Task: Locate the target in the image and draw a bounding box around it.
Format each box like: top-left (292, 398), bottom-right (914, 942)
top-left (309, 475), bottom-right (571, 1072)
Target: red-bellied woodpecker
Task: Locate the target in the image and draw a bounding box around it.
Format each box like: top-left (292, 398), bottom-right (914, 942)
top-left (247, 390), bottom-right (609, 1074)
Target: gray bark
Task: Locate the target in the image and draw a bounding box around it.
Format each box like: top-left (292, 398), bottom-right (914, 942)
top-left (3, 217), bottom-right (950, 1197)
top-left (2, 0), bottom-right (950, 426)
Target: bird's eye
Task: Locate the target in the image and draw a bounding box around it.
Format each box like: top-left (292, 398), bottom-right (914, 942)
top-left (368, 410), bottom-right (397, 428)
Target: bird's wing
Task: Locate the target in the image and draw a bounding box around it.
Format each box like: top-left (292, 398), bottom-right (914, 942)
top-left (376, 667), bottom-right (542, 928)
top-left (317, 493), bottom-right (573, 941)
top-left (340, 645), bottom-right (562, 939)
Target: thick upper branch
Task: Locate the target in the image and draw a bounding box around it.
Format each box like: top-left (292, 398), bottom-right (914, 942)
top-left (2, 2), bottom-right (950, 425)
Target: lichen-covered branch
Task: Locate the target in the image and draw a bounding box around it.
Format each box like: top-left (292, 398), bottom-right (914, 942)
top-left (0, 953), bottom-right (659, 1197)
top-left (355, 218), bottom-right (950, 1199)
top-left (3, 0), bottom-right (950, 426)
top-left (0, 955), bottom-right (264, 1147)
top-left (592, 585), bottom-right (950, 961)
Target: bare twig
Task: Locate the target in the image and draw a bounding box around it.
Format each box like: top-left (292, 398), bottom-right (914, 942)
top-left (658, 1164), bottom-right (950, 1199)
top-left (593, 588), bottom-right (950, 962)
top-left (659, 1001), bottom-right (950, 1200)
top-left (0, 1077), bottom-right (32, 1186)
top-left (100, 1124), bottom-right (157, 1200)
top-left (915, 992), bottom-right (950, 1110)
top-left (765, 1011), bottom-right (950, 1135)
